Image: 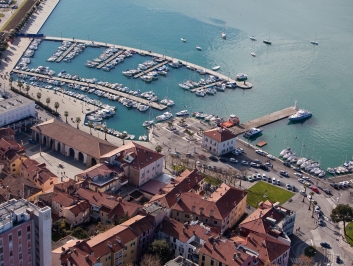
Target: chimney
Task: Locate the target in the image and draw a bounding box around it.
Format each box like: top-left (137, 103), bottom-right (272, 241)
top-left (233, 253), bottom-right (237, 260)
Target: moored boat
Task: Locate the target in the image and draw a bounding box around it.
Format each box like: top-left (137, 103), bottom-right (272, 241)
top-left (243, 127), bottom-right (263, 138)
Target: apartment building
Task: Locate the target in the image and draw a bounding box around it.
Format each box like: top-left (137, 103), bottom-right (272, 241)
top-left (202, 128), bottom-right (237, 156)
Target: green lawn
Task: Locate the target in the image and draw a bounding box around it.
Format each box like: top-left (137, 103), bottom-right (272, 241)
top-left (246, 181), bottom-right (295, 208)
top-left (345, 222), bottom-right (353, 246)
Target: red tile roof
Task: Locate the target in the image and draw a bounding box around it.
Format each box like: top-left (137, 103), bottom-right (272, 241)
top-left (67, 200), bottom-right (91, 215)
top-left (52, 192), bottom-right (74, 207)
top-left (76, 188), bottom-right (118, 209)
top-left (31, 119), bottom-right (117, 159)
top-left (54, 179), bottom-right (83, 194)
top-left (107, 199), bottom-right (141, 219)
top-left (76, 163), bottom-right (123, 180)
top-left (0, 174), bottom-right (41, 199)
top-left (120, 215), bottom-right (154, 236)
top-left (21, 158), bottom-right (57, 185)
top-left (203, 128), bottom-right (236, 142)
top-left (0, 128), bottom-right (15, 139)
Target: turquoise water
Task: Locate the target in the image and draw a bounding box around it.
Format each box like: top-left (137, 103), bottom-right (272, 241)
top-left (26, 0), bottom-right (353, 169)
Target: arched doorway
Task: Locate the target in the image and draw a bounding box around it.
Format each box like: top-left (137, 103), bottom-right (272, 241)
top-left (35, 133), bottom-right (39, 142)
top-left (78, 152), bottom-right (84, 162)
top-left (91, 158), bottom-right (97, 166)
top-left (69, 148), bottom-right (75, 158)
top-left (57, 143), bottom-right (61, 153)
top-left (50, 139), bottom-right (54, 149)
top-left (43, 136), bottom-right (47, 146)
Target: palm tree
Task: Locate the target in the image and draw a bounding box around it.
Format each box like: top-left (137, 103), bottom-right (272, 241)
top-left (54, 102), bottom-right (60, 113)
top-left (155, 145), bottom-right (162, 153)
top-left (17, 80), bottom-right (23, 92)
top-left (308, 192), bottom-right (315, 210)
top-left (36, 92), bottom-right (42, 103)
top-left (311, 200), bottom-right (317, 218)
top-left (120, 132), bottom-right (127, 145)
top-left (46, 97), bottom-right (50, 107)
top-left (25, 84), bottom-right (30, 95)
top-left (302, 184), bottom-right (308, 202)
top-left (103, 126), bottom-right (108, 140)
top-left (167, 121), bottom-right (173, 129)
top-left (75, 117), bottom-right (81, 129)
top-left (9, 76), bottom-right (13, 88)
top-left (88, 121), bottom-right (93, 134)
top-left (64, 111), bottom-right (69, 123)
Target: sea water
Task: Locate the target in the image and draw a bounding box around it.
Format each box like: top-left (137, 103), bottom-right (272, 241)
top-left (24, 0), bottom-right (353, 170)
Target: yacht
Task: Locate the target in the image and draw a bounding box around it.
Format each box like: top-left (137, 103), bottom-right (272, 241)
top-left (236, 73), bottom-right (248, 81)
top-left (196, 46), bottom-right (202, 51)
top-left (289, 109), bottom-right (312, 121)
top-left (176, 110), bottom-right (189, 116)
top-left (243, 127), bottom-right (263, 138)
top-left (179, 83), bottom-right (190, 90)
top-left (221, 32), bottom-right (227, 39)
top-left (195, 89), bottom-right (206, 97)
top-left (156, 112), bottom-right (173, 122)
top-left (280, 148), bottom-right (291, 157)
top-left (181, 38), bottom-right (186, 42)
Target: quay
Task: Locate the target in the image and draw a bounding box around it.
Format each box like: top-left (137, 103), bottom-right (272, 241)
top-left (231, 106), bottom-right (297, 136)
top-left (96, 50), bottom-right (126, 69)
top-left (133, 60), bottom-right (169, 79)
top-left (12, 70), bottom-right (168, 111)
top-left (43, 37), bottom-right (252, 88)
top-left (190, 81), bottom-right (222, 92)
top-left (56, 42), bottom-right (77, 63)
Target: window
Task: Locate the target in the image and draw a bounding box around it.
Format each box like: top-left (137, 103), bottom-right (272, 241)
top-left (27, 233), bottom-right (31, 240)
top-left (202, 255), bottom-right (205, 261)
top-left (176, 212), bottom-right (179, 216)
top-left (0, 247), bottom-right (3, 254)
top-left (8, 235), bottom-right (12, 242)
top-left (214, 221), bottom-right (218, 225)
top-left (27, 226), bottom-right (30, 232)
top-left (28, 248), bottom-right (31, 255)
top-left (211, 259), bottom-right (214, 266)
top-left (9, 250), bottom-right (13, 257)
top-left (131, 250), bottom-right (134, 254)
top-left (185, 214), bottom-right (189, 218)
top-left (19, 253), bottom-right (22, 260)
top-left (219, 263), bottom-right (223, 266)
top-left (130, 242), bottom-right (135, 247)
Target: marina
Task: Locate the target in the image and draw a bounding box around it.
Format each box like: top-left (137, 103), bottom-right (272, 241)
top-left (133, 60), bottom-right (168, 79)
top-left (96, 49), bottom-right (126, 69)
top-left (55, 42), bottom-right (77, 63)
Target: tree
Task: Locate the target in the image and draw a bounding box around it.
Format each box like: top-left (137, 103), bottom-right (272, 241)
top-left (167, 121), bottom-right (173, 129)
top-left (54, 101), bottom-right (60, 113)
top-left (330, 204), bottom-right (353, 236)
top-left (36, 92), bottom-right (42, 102)
top-left (120, 132), bottom-right (127, 145)
top-left (103, 126), bottom-right (108, 140)
top-left (17, 80), bottom-right (23, 92)
top-left (311, 200), bottom-right (317, 218)
top-left (46, 97), bottom-right (50, 107)
top-left (140, 254), bottom-right (162, 266)
top-left (88, 121), bottom-right (93, 134)
top-left (146, 239), bottom-right (173, 265)
top-left (75, 117), bottom-right (81, 129)
top-left (64, 111), bottom-right (69, 123)
top-left (25, 84), bottom-right (30, 95)
top-left (9, 76), bottom-right (13, 88)
top-left (71, 227), bottom-right (89, 239)
top-left (308, 192), bottom-right (314, 210)
top-left (155, 145), bottom-right (162, 153)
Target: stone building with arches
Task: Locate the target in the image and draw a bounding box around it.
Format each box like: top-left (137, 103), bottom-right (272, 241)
top-left (31, 119), bottom-right (117, 167)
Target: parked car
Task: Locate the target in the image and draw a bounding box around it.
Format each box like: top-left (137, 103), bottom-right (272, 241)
top-left (230, 158), bottom-right (238, 163)
top-left (267, 154), bottom-right (275, 160)
top-left (324, 189), bottom-right (331, 195)
top-left (272, 178), bottom-right (276, 185)
top-left (286, 184), bottom-right (292, 190)
top-left (209, 155), bottom-right (218, 162)
top-left (257, 174), bottom-right (262, 181)
top-left (250, 162), bottom-right (260, 168)
top-left (320, 242), bottom-right (330, 248)
top-left (307, 195), bottom-right (314, 202)
top-left (196, 161), bottom-right (201, 166)
top-left (255, 149), bottom-right (265, 155)
top-left (292, 185), bottom-right (296, 192)
top-left (283, 161), bottom-right (291, 167)
top-left (247, 176), bottom-right (254, 182)
top-left (300, 190), bottom-right (307, 196)
top-left (318, 219), bottom-right (324, 226)
top-left (293, 167), bottom-right (302, 172)
top-left (277, 180), bottom-right (281, 186)
top-left (253, 159), bottom-right (262, 164)
top-left (262, 175), bottom-right (267, 181)
top-left (219, 157), bottom-right (227, 163)
top-left (260, 165), bottom-right (269, 171)
top-left (294, 173), bottom-right (303, 178)
top-left (241, 160), bottom-right (249, 165)
top-left (298, 178), bottom-right (304, 184)
top-left (265, 162), bottom-right (273, 167)
top-left (267, 176), bottom-right (272, 183)
top-left (280, 170), bottom-right (289, 177)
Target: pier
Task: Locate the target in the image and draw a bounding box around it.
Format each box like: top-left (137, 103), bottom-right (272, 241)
top-left (12, 70), bottom-right (168, 111)
top-left (133, 60), bottom-right (169, 79)
top-left (56, 42), bottom-right (77, 63)
top-left (96, 50), bottom-right (126, 69)
top-left (231, 106), bottom-right (297, 136)
top-left (190, 81), bottom-right (222, 92)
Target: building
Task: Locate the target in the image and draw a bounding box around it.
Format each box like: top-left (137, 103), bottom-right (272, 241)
top-left (202, 128), bottom-right (236, 156)
top-left (102, 141), bottom-right (164, 187)
top-left (0, 95), bottom-right (35, 128)
top-left (75, 163), bottom-right (128, 193)
top-left (158, 218), bottom-right (219, 263)
top-left (165, 255), bottom-right (198, 266)
top-left (239, 200), bottom-right (296, 238)
top-left (0, 138), bottom-right (26, 175)
top-left (31, 119), bottom-right (117, 166)
top-left (170, 184), bottom-right (247, 233)
top-left (20, 158), bottom-right (58, 191)
top-left (63, 200), bottom-right (91, 227)
top-left (0, 198), bottom-right (52, 266)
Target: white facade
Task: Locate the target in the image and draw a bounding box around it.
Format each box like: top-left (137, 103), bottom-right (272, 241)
top-left (202, 131), bottom-right (236, 156)
top-left (139, 157), bottom-right (164, 186)
top-left (35, 206), bottom-right (52, 266)
top-left (0, 95), bottom-right (35, 126)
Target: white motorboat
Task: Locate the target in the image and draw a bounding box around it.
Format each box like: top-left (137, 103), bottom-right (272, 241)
top-left (212, 66), bottom-right (221, 71)
top-left (179, 83), bottom-right (190, 90)
top-left (250, 52), bottom-right (256, 57)
top-left (195, 89), bottom-right (206, 97)
top-left (176, 110), bottom-right (189, 116)
top-left (311, 41), bottom-right (318, 45)
top-left (327, 168), bottom-right (335, 175)
top-left (250, 36), bottom-right (256, 41)
top-left (181, 38), bottom-right (186, 42)
top-left (280, 148), bottom-right (291, 156)
top-left (243, 127), bottom-right (263, 138)
top-left (289, 109), bottom-right (312, 121)
top-left (221, 32), bottom-right (226, 39)
top-left (196, 46), bottom-right (202, 51)
top-left (143, 120), bottom-right (154, 127)
top-left (236, 73), bottom-right (248, 81)
top-left (156, 112), bottom-right (173, 122)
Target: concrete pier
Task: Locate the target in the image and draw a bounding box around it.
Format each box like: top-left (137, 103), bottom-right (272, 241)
top-left (12, 70), bottom-right (168, 111)
top-left (56, 42), bottom-right (77, 63)
top-left (96, 50), bottom-right (126, 69)
top-left (190, 81), bottom-right (222, 92)
top-left (231, 106), bottom-right (297, 136)
top-left (133, 60), bottom-right (168, 79)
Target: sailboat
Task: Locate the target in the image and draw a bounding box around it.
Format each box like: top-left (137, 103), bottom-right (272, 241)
top-left (263, 31), bottom-right (272, 45)
top-left (250, 39), bottom-right (256, 57)
top-left (311, 34), bottom-right (318, 45)
top-left (221, 22), bottom-right (227, 39)
top-left (250, 28), bottom-right (256, 41)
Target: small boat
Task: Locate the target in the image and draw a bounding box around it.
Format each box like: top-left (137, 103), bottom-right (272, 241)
top-left (236, 73), bottom-right (248, 81)
top-left (250, 52), bottom-right (256, 57)
top-left (289, 109), bottom-right (312, 121)
top-left (311, 34), bottom-right (318, 45)
top-left (250, 36), bottom-right (256, 41)
top-left (212, 66), bottom-right (221, 71)
top-left (143, 120), bottom-right (154, 127)
top-left (243, 127), bottom-right (263, 138)
top-left (327, 168), bottom-right (335, 175)
top-left (196, 46), bottom-right (202, 51)
top-left (176, 110), bottom-right (189, 116)
top-left (156, 112), bottom-right (173, 122)
top-left (263, 31), bottom-right (272, 45)
top-left (181, 38), bottom-right (186, 42)
top-left (221, 32), bottom-right (226, 39)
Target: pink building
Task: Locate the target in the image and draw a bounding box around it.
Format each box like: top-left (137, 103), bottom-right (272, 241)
top-left (0, 199), bottom-right (52, 266)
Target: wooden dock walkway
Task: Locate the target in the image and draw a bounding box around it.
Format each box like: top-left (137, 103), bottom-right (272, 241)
top-left (230, 106), bottom-right (297, 136)
top-left (56, 42), bottom-right (77, 63)
top-left (96, 50), bottom-right (126, 69)
top-left (190, 82), bottom-right (222, 92)
top-left (133, 60), bottom-right (169, 79)
top-left (12, 70), bottom-right (168, 111)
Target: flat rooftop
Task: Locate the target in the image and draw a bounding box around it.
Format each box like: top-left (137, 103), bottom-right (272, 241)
top-left (0, 94), bottom-right (34, 114)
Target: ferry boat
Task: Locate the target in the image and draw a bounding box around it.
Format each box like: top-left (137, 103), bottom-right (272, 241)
top-left (176, 110), bottom-right (189, 116)
top-left (289, 109), bottom-right (312, 121)
top-left (156, 112), bottom-right (173, 122)
top-left (243, 127), bottom-right (263, 138)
